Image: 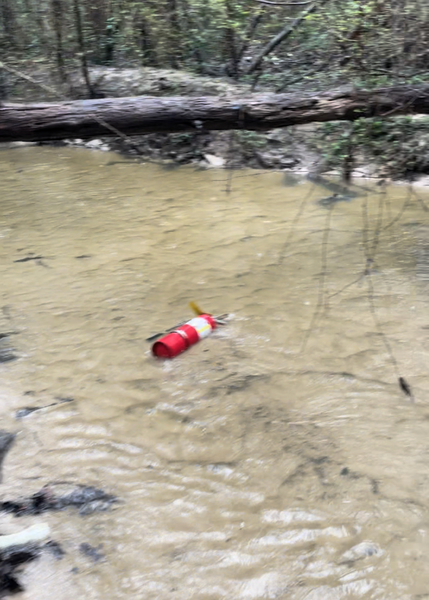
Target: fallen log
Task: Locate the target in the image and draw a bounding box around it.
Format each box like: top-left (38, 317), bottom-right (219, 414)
top-left (1, 85), bottom-right (429, 142)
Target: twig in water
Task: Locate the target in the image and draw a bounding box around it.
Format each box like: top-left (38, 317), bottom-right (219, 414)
top-left (225, 134), bottom-right (235, 195)
top-left (278, 184), bottom-right (316, 265)
top-left (383, 188), bottom-right (411, 231)
top-left (399, 376), bottom-right (414, 401)
top-left (362, 195), bottom-right (414, 401)
top-left (300, 203), bottom-right (333, 352)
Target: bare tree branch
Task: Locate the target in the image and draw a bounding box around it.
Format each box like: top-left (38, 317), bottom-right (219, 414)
top-left (246, 0), bottom-right (329, 75)
top-left (73, 0), bottom-right (94, 98)
top-left (252, 0), bottom-right (312, 5)
top-left (237, 7), bottom-right (265, 66)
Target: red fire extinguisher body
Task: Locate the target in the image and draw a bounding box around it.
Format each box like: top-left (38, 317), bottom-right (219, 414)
top-left (152, 314), bottom-right (217, 358)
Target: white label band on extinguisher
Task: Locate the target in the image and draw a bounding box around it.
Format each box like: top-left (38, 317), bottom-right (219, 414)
top-left (188, 317), bottom-right (212, 339)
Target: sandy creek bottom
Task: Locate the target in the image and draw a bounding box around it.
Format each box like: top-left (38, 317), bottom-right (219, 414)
top-left (0, 147), bottom-right (429, 599)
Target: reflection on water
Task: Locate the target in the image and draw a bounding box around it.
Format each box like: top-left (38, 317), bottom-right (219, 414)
top-left (0, 146), bottom-right (429, 599)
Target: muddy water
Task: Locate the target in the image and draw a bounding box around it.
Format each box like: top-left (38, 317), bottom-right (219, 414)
top-left (0, 146), bottom-right (429, 599)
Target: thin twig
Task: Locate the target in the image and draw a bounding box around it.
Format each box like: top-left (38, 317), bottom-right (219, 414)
top-left (383, 191), bottom-right (411, 231)
top-left (365, 271), bottom-right (399, 378)
top-left (370, 191), bottom-right (384, 257)
top-left (245, 0), bottom-right (329, 75)
top-left (278, 184), bottom-right (316, 264)
top-left (300, 203), bottom-right (333, 352)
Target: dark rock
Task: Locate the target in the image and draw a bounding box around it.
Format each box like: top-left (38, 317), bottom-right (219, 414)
top-left (0, 484), bottom-right (117, 516)
top-left (78, 500), bottom-right (115, 516)
top-left (254, 150), bottom-right (298, 169)
top-left (0, 331), bottom-right (18, 363)
top-left (15, 408), bottom-right (39, 419)
top-left (79, 543), bottom-right (104, 563)
top-left (57, 485), bottom-right (116, 509)
top-left (13, 256), bottom-right (44, 263)
top-left (0, 347), bottom-right (17, 364)
top-left (0, 432), bottom-right (15, 484)
top-left (15, 397), bottom-right (75, 419)
top-left (278, 156), bottom-right (299, 169)
top-left (44, 541), bottom-right (65, 560)
top-left (0, 543), bottom-right (40, 597)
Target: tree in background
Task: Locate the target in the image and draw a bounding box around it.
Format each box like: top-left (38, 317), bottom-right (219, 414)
top-left (0, 0), bottom-right (428, 94)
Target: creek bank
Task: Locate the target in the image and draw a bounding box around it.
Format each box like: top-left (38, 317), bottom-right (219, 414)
top-left (3, 65), bottom-right (429, 180)
top-left (0, 65), bottom-right (331, 174)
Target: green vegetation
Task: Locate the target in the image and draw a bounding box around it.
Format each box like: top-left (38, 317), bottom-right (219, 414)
top-left (2, 0), bottom-right (428, 86)
top-left (313, 115), bottom-right (429, 177)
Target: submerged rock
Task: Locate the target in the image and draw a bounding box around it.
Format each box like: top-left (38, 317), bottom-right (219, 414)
top-left (318, 193), bottom-right (353, 206)
top-left (0, 484), bottom-right (117, 517)
top-left (0, 538), bottom-right (64, 597)
top-left (0, 543), bottom-right (41, 597)
top-left (340, 541), bottom-right (383, 563)
top-left (0, 432), bottom-right (15, 484)
top-left (0, 345), bottom-right (16, 364)
top-left (307, 172), bottom-right (361, 207)
top-left (15, 397), bottom-right (74, 419)
top-left (15, 408), bottom-right (39, 419)
top-left (79, 543), bottom-right (104, 563)
top-left (254, 150), bottom-right (299, 169)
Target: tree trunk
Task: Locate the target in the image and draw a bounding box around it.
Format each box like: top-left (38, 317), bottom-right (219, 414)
top-left (1, 85), bottom-right (429, 142)
top-left (223, 0), bottom-right (239, 78)
top-left (139, 13), bottom-right (157, 66)
top-left (51, 0), bottom-right (66, 83)
top-left (73, 0), bottom-right (94, 98)
top-left (167, 0), bottom-right (181, 68)
top-left (237, 7), bottom-right (265, 66)
top-left (0, 0), bottom-right (17, 46)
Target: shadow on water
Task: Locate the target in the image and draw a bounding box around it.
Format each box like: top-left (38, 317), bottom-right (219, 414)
top-left (282, 173), bottom-right (301, 187)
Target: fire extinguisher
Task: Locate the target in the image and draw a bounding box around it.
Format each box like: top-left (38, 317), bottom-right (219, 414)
top-left (149, 303), bottom-right (227, 359)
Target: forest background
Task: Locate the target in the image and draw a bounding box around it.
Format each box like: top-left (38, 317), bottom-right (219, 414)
top-left (1, 0), bottom-right (429, 178)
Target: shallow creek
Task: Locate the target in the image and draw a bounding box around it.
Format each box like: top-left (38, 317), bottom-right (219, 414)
top-left (0, 146), bottom-right (429, 599)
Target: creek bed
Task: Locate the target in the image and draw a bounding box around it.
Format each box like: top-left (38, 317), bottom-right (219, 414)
top-left (0, 146), bottom-right (428, 599)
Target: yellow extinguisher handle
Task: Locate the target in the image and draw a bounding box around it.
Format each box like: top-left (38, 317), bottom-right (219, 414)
top-left (189, 301), bottom-right (206, 316)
